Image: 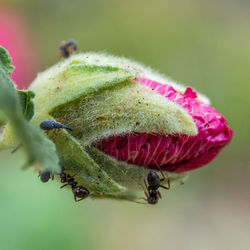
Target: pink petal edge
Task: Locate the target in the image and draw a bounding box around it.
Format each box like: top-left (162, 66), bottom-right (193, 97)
top-left (95, 78), bottom-right (233, 173)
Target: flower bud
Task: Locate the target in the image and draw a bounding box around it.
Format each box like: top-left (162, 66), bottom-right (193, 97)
top-left (29, 53), bottom-right (233, 201)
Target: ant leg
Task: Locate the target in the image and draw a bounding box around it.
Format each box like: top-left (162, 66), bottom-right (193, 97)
top-left (158, 191), bottom-right (162, 199)
top-left (159, 168), bottom-right (171, 187)
top-left (76, 198), bottom-right (84, 202)
top-left (159, 178), bottom-right (170, 190)
top-left (74, 196), bottom-right (84, 202)
top-left (166, 177), bottom-right (170, 189)
top-left (160, 184), bottom-right (170, 190)
top-left (144, 191), bottom-right (149, 199)
top-left (133, 199), bottom-right (148, 205)
top-left (159, 169), bottom-right (166, 182)
top-left (143, 180), bottom-right (150, 199)
top-left (144, 179), bottom-right (150, 193)
top-left (132, 178), bottom-right (149, 200)
top-left (153, 159), bottom-right (166, 181)
top-left (60, 183), bottom-right (68, 189)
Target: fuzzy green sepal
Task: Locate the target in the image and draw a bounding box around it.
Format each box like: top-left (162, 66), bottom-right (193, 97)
top-left (0, 46), bottom-right (60, 173)
top-left (48, 130), bottom-right (125, 196)
top-left (26, 53), bottom-right (194, 201)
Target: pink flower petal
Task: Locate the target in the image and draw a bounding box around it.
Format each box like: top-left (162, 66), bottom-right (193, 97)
top-left (95, 78), bottom-right (233, 173)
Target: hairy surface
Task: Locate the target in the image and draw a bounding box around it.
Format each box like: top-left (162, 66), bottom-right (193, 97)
top-left (96, 78), bottom-right (233, 173)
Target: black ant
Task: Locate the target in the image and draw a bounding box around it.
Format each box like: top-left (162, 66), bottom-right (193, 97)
top-left (143, 168), bottom-right (170, 205)
top-left (40, 120), bottom-right (72, 134)
top-left (58, 39), bottom-right (77, 59)
top-left (60, 171), bottom-right (89, 202)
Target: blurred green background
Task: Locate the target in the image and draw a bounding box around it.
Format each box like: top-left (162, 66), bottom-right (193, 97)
top-left (0, 0), bottom-right (249, 250)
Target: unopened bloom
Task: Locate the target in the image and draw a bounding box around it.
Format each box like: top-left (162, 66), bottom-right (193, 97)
top-left (26, 53), bottom-right (233, 200)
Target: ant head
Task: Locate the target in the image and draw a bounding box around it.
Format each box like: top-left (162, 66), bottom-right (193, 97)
top-left (147, 189), bottom-right (160, 204)
top-left (147, 196), bottom-right (158, 205)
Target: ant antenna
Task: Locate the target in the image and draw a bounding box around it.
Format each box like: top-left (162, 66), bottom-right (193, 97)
top-left (131, 199), bottom-right (148, 205)
top-left (152, 159), bottom-right (169, 180)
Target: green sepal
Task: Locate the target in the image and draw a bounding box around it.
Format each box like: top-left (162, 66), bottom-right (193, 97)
top-left (30, 61), bottom-right (136, 124)
top-left (17, 90), bottom-right (35, 121)
top-left (48, 129), bottom-right (125, 196)
top-left (51, 78), bottom-right (196, 145)
top-left (0, 46), bottom-right (60, 173)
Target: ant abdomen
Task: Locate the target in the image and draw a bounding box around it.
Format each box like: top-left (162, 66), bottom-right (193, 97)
top-left (147, 171), bottom-right (161, 188)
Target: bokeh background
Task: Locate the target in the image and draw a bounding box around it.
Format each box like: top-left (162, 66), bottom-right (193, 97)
top-left (0, 0), bottom-right (249, 250)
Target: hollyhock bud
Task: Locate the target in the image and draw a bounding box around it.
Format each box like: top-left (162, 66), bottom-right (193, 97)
top-left (23, 52), bottom-right (233, 201)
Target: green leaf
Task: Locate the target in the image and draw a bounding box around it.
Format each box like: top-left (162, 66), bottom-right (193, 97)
top-left (17, 90), bottom-right (35, 121)
top-left (0, 46), bottom-right (60, 173)
top-left (0, 46), bottom-right (14, 75)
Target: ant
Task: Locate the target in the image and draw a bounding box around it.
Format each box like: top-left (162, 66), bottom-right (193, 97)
top-left (143, 167), bottom-right (170, 205)
top-left (60, 170), bottom-right (89, 202)
top-left (58, 39), bottom-right (77, 59)
top-left (40, 120), bottom-right (72, 134)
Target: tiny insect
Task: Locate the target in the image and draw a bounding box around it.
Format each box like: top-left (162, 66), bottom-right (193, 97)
top-left (143, 168), bottom-right (170, 205)
top-left (60, 170), bottom-right (89, 202)
top-left (40, 120), bottom-right (72, 134)
top-left (58, 39), bottom-right (77, 59)
top-left (39, 170), bottom-right (54, 183)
